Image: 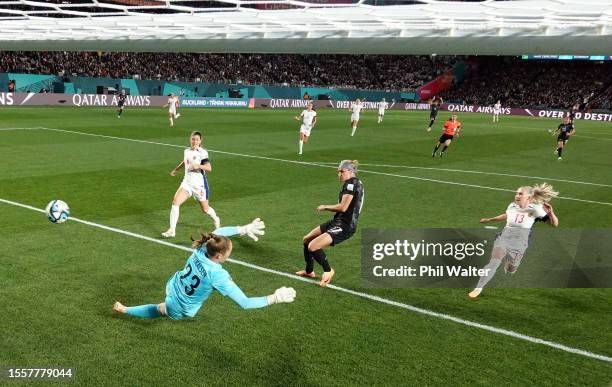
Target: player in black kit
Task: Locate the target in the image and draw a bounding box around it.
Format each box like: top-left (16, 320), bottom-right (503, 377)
top-left (117, 89), bottom-right (127, 118)
top-left (426, 96), bottom-right (443, 132)
top-left (296, 160), bottom-right (365, 287)
top-left (553, 116), bottom-right (576, 160)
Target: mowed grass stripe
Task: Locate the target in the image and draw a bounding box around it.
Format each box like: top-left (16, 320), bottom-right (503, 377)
top-left (2, 126), bottom-right (610, 207)
top-left (1, 196), bottom-right (611, 364)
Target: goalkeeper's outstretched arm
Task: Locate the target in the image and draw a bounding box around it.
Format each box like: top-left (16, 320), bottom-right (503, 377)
top-left (224, 285), bottom-right (297, 309)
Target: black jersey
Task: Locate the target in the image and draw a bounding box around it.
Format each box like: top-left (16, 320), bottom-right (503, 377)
top-left (333, 177), bottom-right (364, 230)
top-left (557, 123), bottom-right (575, 138)
top-left (118, 94), bottom-right (127, 106)
top-left (430, 100), bottom-right (441, 116)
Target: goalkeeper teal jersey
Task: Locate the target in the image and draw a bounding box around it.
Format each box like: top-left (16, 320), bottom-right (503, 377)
top-left (165, 243), bottom-right (269, 318)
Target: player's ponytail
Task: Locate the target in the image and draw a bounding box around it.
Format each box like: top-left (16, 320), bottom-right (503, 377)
top-left (191, 232), bottom-right (232, 256)
top-left (529, 183), bottom-right (559, 204)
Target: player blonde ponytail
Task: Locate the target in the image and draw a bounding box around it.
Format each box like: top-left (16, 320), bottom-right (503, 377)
top-left (191, 233), bottom-right (232, 256)
top-left (529, 183), bottom-right (559, 204)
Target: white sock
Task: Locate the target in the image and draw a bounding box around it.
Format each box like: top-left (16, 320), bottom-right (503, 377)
top-left (169, 117), bottom-right (174, 126)
top-left (351, 126), bottom-right (357, 136)
top-left (206, 206), bottom-right (218, 221)
top-left (299, 140), bottom-right (303, 154)
top-left (169, 205), bottom-right (180, 231)
top-left (476, 259), bottom-right (502, 289)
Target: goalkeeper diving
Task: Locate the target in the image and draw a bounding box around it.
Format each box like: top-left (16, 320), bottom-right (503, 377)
top-left (113, 218), bottom-right (297, 319)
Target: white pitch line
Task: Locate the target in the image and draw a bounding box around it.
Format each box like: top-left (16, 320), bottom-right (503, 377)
top-left (2, 126), bottom-right (611, 207)
top-left (1, 196), bottom-right (610, 364)
top-left (573, 135), bottom-right (612, 141)
top-left (315, 162), bottom-right (612, 188)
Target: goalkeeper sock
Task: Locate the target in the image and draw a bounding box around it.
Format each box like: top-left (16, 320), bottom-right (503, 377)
top-left (169, 205), bottom-right (180, 231)
top-left (303, 243), bottom-right (314, 273)
top-left (311, 249), bottom-right (331, 272)
top-left (475, 259), bottom-right (502, 289)
top-left (125, 304), bottom-right (162, 318)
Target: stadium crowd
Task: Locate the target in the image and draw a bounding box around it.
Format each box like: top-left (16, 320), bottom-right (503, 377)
top-left (442, 56), bottom-right (612, 110)
top-left (0, 51), bottom-right (457, 92)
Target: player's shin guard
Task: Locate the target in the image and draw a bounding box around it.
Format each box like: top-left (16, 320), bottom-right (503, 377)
top-left (303, 243), bottom-right (315, 273)
top-left (475, 259), bottom-right (502, 289)
top-left (125, 304), bottom-right (162, 318)
top-left (169, 205), bottom-right (180, 231)
top-left (311, 249), bottom-right (331, 272)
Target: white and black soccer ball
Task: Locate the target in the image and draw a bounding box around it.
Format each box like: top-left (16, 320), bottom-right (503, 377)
top-left (45, 200), bottom-right (70, 224)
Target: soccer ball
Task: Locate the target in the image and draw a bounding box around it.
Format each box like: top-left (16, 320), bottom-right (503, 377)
top-left (45, 200), bottom-right (70, 224)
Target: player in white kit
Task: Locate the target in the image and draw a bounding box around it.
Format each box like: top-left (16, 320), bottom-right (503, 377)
top-left (493, 100), bottom-right (501, 123)
top-left (162, 131), bottom-right (221, 238)
top-left (164, 93), bottom-right (181, 127)
top-left (349, 99), bottom-right (364, 136)
top-left (469, 183), bottom-right (559, 298)
top-left (295, 102), bottom-right (317, 155)
top-left (377, 98), bottom-right (388, 124)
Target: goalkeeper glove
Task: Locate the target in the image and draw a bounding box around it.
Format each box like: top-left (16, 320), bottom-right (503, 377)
top-left (239, 218), bottom-right (265, 241)
top-left (267, 287), bottom-right (296, 305)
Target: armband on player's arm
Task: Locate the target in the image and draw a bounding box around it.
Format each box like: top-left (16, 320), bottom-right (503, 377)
top-left (200, 159), bottom-right (212, 172)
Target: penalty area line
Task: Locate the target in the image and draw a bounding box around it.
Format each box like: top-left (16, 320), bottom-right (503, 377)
top-left (1, 196), bottom-right (611, 364)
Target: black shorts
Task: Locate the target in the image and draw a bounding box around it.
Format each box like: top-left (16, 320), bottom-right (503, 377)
top-left (320, 220), bottom-right (355, 246)
top-left (118, 102), bottom-right (125, 107)
top-left (430, 112), bottom-right (438, 119)
top-left (439, 134), bottom-right (454, 143)
top-left (557, 135), bottom-right (568, 143)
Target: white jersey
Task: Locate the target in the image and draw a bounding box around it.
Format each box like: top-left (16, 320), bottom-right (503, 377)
top-left (351, 102), bottom-right (363, 115)
top-left (493, 103), bottom-right (501, 114)
top-left (300, 110), bottom-right (317, 126)
top-left (183, 147), bottom-right (209, 186)
top-left (378, 102), bottom-right (388, 114)
top-left (504, 202), bottom-right (547, 229)
top-left (168, 96), bottom-right (179, 113)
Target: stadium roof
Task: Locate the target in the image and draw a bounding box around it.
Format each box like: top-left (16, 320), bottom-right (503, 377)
top-left (0, 0), bottom-right (611, 55)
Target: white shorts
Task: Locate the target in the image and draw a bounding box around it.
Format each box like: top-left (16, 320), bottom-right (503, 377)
top-left (180, 179), bottom-right (209, 202)
top-left (169, 107), bottom-right (177, 115)
top-left (351, 113), bottom-right (360, 122)
top-left (378, 110), bottom-right (385, 116)
top-left (493, 109), bottom-right (500, 115)
top-left (494, 230), bottom-right (528, 268)
top-left (300, 124), bottom-right (312, 137)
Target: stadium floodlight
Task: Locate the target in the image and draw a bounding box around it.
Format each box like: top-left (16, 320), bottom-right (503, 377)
top-left (0, 0), bottom-right (611, 54)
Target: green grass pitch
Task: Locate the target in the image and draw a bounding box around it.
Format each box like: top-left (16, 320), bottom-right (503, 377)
top-left (1, 106), bottom-right (611, 385)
